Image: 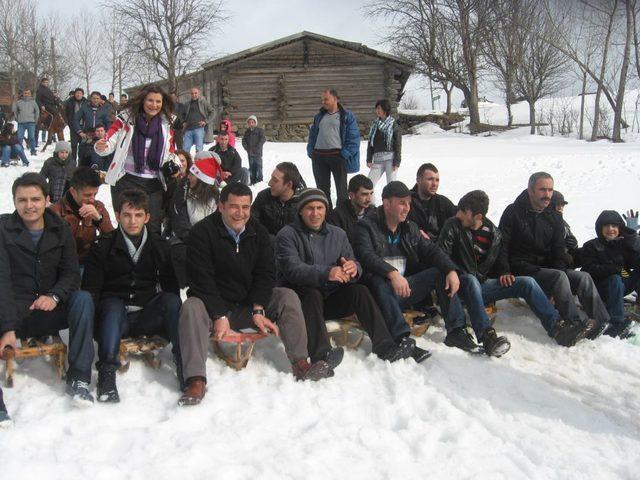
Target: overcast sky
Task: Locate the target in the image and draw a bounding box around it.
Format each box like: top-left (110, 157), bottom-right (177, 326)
top-left (37, 0), bottom-right (446, 108)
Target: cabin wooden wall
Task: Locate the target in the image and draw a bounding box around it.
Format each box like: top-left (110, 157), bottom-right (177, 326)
top-left (210, 39), bottom-right (408, 141)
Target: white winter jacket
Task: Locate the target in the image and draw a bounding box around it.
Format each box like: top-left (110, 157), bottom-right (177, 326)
top-left (96, 111), bottom-right (176, 188)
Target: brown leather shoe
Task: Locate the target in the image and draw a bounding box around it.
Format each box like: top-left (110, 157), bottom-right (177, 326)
top-left (178, 377), bottom-right (206, 406)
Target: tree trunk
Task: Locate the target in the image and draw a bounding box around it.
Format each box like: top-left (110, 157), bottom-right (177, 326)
top-left (612, 0), bottom-right (633, 143)
top-left (591, 0), bottom-right (617, 141)
top-left (579, 70), bottom-right (586, 140)
top-left (445, 86), bottom-right (452, 114)
top-left (467, 76), bottom-right (481, 134)
top-left (528, 100), bottom-right (536, 135)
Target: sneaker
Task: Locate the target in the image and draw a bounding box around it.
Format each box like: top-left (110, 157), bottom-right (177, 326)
top-left (411, 345), bottom-right (432, 363)
top-left (378, 338), bottom-right (415, 363)
top-left (584, 319), bottom-right (609, 340)
top-left (97, 369), bottom-right (120, 403)
top-left (65, 379), bottom-right (94, 407)
top-left (604, 318), bottom-right (633, 339)
top-left (324, 347), bottom-right (344, 370)
top-left (444, 327), bottom-right (479, 352)
top-left (292, 359), bottom-right (334, 381)
top-left (22, 161), bottom-right (29, 167)
top-left (552, 319), bottom-right (589, 347)
top-left (481, 328), bottom-right (511, 357)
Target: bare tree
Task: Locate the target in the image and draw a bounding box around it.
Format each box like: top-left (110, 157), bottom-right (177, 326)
top-left (611, 0), bottom-right (634, 141)
top-left (67, 11), bottom-right (102, 94)
top-left (109, 0), bottom-right (226, 90)
top-left (514, 6), bottom-right (567, 134)
top-left (366, 0), bottom-right (490, 134)
top-left (483, 0), bottom-right (535, 126)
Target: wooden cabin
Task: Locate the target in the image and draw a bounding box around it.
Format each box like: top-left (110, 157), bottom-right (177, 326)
top-left (126, 32), bottom-right (413, 141)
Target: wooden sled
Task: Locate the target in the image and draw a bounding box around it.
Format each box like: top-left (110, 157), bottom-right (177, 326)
top-left (328, 311), bottom-right (433, 350)
top-left (3, 335), bottom-right (67, 388)
top-left (211, 331), bottom-right (268, 371)
top-left (118, 336), bottom-right (168, 373)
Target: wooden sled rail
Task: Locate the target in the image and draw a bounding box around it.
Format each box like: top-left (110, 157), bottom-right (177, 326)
top-left (210, 331), bottom-right (268, 371)
top-left (2, 336), bottom-right (67, 388)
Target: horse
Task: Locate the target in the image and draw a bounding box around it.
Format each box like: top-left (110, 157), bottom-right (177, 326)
top-left (37, 105), bottom-right (66, 152)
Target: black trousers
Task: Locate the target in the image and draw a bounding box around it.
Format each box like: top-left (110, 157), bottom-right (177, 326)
top-left (298, 284), bottom-right (395, 362)
top-left (111, 174), bottom-right (164, 235)
top-left (311, 153), bottom-right (347, 210)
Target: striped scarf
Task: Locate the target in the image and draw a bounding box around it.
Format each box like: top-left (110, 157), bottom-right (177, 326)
top-left (369, 115), bottom-right (395, 150)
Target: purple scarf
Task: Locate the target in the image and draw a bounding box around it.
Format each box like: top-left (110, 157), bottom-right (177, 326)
top-left (132, 115), bottom-right (164, 173)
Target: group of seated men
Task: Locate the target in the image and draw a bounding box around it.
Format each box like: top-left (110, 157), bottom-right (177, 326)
top-left (0, 159), bottom-right (637, 419)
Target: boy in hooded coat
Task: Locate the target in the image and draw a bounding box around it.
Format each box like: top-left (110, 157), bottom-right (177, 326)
top-left (581, 210), bottom-right (640, 338)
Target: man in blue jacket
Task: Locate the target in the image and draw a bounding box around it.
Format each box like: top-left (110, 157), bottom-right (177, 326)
top-left (306, 89), bottom-right (360, 210)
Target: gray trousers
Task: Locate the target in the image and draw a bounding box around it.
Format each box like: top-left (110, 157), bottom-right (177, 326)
top-left (530, 268), bottom-right (610, 324)
top-left (368, 160), bottom-right (397, 188)
top-left (179, 287), bottom-right (309, 381)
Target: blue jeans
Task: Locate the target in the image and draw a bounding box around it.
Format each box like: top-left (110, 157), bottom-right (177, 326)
top-left (458, 275), bottom-right (560, 338)
top-left (1, 144), bottom-right (29, 166)
top-left (248, 154), bottom-right (263, 184)
top-left (183, 127), bottom-right (205, 154)
top-left (17, 122), bottom-right (36, 153)
top-left (367, 267), bottom-right (466, 342)
top-left (17, 290), bottom-right (95, 384)
top-left (596, 272), bottom-right (640, 324)
top-left (97, 293), bottom-right (182, 370)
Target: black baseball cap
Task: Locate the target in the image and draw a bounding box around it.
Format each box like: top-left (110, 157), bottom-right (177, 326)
top-left (552, 190), bottom-right (568, 206)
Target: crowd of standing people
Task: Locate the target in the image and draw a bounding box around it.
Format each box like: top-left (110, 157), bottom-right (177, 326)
top-left (0, 84), bottom-right (638, 425)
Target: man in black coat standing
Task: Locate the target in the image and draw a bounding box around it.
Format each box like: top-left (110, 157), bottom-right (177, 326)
top-left (499, 172), bottom-right (607, 339)
top-left (581, 210), bottom-right (640, 338)
top-left (64, 88), bottom-right (87, 163)
top-left (83, 189), bottom-right (182, 403)
top-left (407, 163), bottom-right (456, 242)
top-left (0, 173), bottom-right (95, 405)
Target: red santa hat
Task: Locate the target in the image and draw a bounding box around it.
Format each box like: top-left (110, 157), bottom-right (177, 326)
top-left (190, 151), bottom-right (222, 186)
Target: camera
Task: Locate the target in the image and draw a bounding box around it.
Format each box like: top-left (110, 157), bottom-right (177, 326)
top-left (161, 160), bottom-right (181, 177)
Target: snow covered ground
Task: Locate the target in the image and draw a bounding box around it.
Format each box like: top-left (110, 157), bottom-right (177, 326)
top-left (1, 126), bottom-right (639, 479)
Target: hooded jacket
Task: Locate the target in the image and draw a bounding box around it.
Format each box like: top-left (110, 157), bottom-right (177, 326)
top-left (407, 185), bottom-right (457, 242)
top-left (354, 206), bottom-right (456, 280)
top-left (581, 210), bottom-right (640, 281)
top-left (40, 153), bottom-right (73, 203)
top-left (242, 121), bottom-right (266, 157)
top-left (276, 217), bottom-right (362, 293)
top-left (219, 119), bottom-right (236, 148)
top-left (498, 189), bottom-right (567, 275)
top-left (437, 216), bottom-right (509, 282)
top-left (0, 210), bottom-right (80, 335)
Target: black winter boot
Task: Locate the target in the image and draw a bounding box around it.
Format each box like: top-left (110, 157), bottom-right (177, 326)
top-left (481, 328), bottom-right (511, 357)
top-left (584, 318), bottom-right (609, 340)
top-left (0, 387), bottom-right (10, 427)
top-left (552, 319), bottom-right (589, 347)
top-left (97, 368), bottom-right (120, 403)
top-left (444, 327), bottom-right (479, 352)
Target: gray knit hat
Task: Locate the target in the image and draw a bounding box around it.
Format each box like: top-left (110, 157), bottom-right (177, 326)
top-left (297, 188), bottom-right (329, 213)
top-left (54, 141), bottom-right (71, 153)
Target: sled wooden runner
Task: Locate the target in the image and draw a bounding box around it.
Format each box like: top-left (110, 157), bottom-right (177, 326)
top-left (328, 311), bottom-right (436, 350)
top-left (118, 336), bottom-right (168, 373)
top-left (211, 331), bottom-right (268, 371)
top-left (2, 335), bottom-right (67, 388)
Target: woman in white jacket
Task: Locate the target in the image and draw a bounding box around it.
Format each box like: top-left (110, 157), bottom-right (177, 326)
top-left (95, 84), bottom-right (176, 234)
